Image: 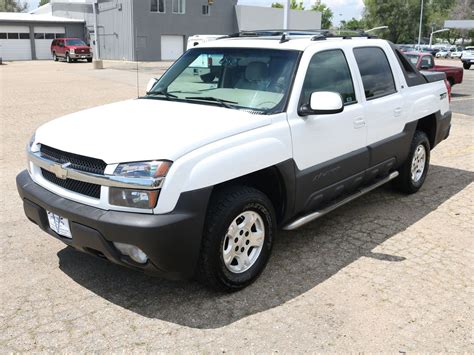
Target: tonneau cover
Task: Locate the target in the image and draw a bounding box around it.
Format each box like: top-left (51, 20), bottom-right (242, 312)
top-left (421, 71), bottom-right (446, 83)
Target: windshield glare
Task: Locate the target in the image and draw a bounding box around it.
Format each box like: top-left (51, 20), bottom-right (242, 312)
top-left (147, 48), bottom-right (300, 113)
top-left (66, 39), bottom-right (86, 46)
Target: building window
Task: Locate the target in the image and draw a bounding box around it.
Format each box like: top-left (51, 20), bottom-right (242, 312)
top-left (34, 33), bottom-right (45, 39)
top-left (0, 33), bottom-right (7, 39)
top-left (19, 33), bottom-right (30, 39)
top-left (7, 33), bottom-right (20, 39)
top-left (151, 0), bottom-right (165, 13)
top-left (55, 33), bottom-right (65, 38)
top-left (172, 0), bottom-right (185, 14)
top-left (202, 5), bottom-right (210, 15)
top-left (45, 33), bottom-right (55, 39)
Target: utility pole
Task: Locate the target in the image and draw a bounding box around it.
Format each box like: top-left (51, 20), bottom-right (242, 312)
top-left (283, 0), bottom-right (290, 30)
top-left (92, 0), bottom-right (100, 60)
top-left (417, 0), bottom-right (424, 49)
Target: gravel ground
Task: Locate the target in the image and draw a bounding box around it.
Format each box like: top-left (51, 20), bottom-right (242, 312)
top-left (1, 60), bottom-right (473, 352)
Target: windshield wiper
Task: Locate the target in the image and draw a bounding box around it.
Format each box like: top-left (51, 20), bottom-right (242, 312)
top-left (185, 96), bottom-right (238, 109)
top-left (147, 90), bottom-right (178, 99)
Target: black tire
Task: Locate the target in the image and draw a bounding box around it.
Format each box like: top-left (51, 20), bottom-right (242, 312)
top-left (395, 131), bottom-right (430, 194)
top-left (87, 58), bottom-right (93, 63)
top-left (66, 53), bottom-right (72, 63)
top-left (463, 62), bottom-right (471, 70)
top-left (197, 185), bottom-right (276, 291)
top-left (53, 52), bottom-right (58, 61)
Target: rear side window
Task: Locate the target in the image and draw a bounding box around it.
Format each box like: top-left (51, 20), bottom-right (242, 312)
top-left (301, 49), bottom-right (357, 105)
top-left (353, 47), bottom-right (396, 100)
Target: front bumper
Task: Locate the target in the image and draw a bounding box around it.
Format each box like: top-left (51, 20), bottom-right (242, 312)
top-left (70, 53), bottom-right (92, 59)
top-left (16, 170), bottom-right (212, 280)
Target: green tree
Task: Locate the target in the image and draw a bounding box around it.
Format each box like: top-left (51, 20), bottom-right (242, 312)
top-left (344, 17), bottom-right (366, 31)
top-left (39, 0), bottom-right (50, 6)
top-left (0, 0), bottom-right (28, 12)
top-left (362, 0), bottom-right (427, 43)
top-left (271, 0), bottom-right (305, 10)
top-left (310, 1), bottom-right (333, 29)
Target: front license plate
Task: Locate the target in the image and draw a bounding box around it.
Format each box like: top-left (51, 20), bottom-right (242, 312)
top-left (47, 211), bottom-right (72, 238)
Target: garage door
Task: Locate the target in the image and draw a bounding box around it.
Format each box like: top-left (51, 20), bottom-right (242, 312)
top-left (161, 35), bottom-right (184, 60)
top-left (34, 26), bottom-right (65, 60)
top-left (0, 25), bottom-right (31, 61)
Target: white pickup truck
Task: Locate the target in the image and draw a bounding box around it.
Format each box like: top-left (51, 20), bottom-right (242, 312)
top-left (17, 31), bottom-right (451, 291)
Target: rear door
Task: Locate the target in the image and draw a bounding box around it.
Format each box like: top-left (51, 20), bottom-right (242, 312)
top-left (352, 45), bottom-right (409, 172)
top-left (287, 47), bottom-right (368, 213)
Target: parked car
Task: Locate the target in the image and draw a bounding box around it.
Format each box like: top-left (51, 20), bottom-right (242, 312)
top-left (422, 48), bottom-right (439, 56)
top-left (405, 51), bottom-right (463, 86)
top-left (18, 33), bottom-right (451, 291)
top-left (449, 47), bottom-right (463, 59)
top-left (460, 47), bottom-right (474, 69)
top-left (51, 38), bottom-right (92, 63)
top-left (435, 49), bottom-right (450, 58)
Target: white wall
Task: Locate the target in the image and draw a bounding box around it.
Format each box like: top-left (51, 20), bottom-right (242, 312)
top-left (235, 5), bottom-right (321, 31)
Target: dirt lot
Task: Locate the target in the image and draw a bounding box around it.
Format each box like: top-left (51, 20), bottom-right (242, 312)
top-left (1, 60), bottom-right (473, 352)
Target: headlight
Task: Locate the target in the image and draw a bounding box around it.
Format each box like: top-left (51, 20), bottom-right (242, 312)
top-left (109, 160), bottom-right (171, 209)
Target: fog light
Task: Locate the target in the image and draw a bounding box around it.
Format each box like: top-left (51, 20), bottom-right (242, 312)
top-left (109, 188), bottom-right (159, 209)
top-left (113, 242), bottom-right (148, 264)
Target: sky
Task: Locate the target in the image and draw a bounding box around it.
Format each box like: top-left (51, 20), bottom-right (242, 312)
top-left (23, 0), bottom-right (364, 25)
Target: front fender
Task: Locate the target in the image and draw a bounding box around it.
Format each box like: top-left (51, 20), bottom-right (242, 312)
top-left (154, 116), bottom-right (292, 214)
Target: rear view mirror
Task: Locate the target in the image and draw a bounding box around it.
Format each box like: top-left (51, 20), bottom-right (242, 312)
top-left (146, 78), bottom-right (158, 94)
top-left (300, 91), bottom-right (344, 116)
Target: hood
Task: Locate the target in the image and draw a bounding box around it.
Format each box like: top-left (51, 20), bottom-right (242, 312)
top-left (35, 99), bottom-right (270, 164)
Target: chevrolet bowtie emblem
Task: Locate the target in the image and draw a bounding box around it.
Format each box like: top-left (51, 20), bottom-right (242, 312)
top-left (52, 162), bottom-right (71, 180)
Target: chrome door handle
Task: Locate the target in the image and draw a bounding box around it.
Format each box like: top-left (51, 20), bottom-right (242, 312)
top-left (394, 107), bottom-right (402, 117)
top-left (353, 117), bottom-right (366, 129)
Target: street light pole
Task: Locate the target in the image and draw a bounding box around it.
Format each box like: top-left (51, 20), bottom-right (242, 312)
top-left (417, 0), bottom-right (424, 49)
top-left (429, 28), bottom-right (449, 48)
top-left (366, 25), bottom-right (388, 33)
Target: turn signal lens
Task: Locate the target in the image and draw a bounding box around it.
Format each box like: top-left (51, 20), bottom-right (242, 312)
top-left (109, 188), bottom-right (159, 209)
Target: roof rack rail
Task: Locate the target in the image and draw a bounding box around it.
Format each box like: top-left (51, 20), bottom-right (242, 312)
top-left (222, 29), bottom-right (379, 43)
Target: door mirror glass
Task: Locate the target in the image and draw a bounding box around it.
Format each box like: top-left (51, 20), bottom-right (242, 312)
top-left (301, 91), bottom-right (344, 116)
top-left (146, 78), bottom-right (158, 93)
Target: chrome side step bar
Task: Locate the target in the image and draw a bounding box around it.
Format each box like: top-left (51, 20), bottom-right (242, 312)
top-left (282, 171), bottom-right (399, 231)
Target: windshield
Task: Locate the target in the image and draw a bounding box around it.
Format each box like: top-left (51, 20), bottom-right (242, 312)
top-left (146, 47), bottom-right (300, 114)
top-left (406, 54), bottom-right (419, 65)
top-left (66, 39), bottom-right (86, 46)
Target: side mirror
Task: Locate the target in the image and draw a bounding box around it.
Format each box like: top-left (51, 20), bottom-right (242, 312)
top-left (146, 78), bottom-right (158, 94)
top-left (300, 91), bottom-right (344, 116)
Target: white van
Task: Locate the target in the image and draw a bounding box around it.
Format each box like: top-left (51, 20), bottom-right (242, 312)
top-left (186, 35), bottom-right (223, 50)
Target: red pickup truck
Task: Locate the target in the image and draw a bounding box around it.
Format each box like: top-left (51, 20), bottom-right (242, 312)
top-left (405, 52), bottom-right (463, 86)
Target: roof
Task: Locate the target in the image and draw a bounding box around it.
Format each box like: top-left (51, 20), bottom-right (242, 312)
top-left (198, 36), bottom-right (385, 52)
top-left (29, 3), bottom-right (52, 15)
top-left (0, 12), bottom-right (84, 23)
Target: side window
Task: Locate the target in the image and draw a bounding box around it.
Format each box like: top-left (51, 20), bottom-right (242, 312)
top-left (301, 49), bottom-right (357, 106)
top-left (420, 55), bottom-right (433, 69)
top-left (353, 47), bottom-right (396, 100)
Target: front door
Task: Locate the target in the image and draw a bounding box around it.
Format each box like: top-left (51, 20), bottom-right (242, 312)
top-left (288, 48), bottom-right (368, 213)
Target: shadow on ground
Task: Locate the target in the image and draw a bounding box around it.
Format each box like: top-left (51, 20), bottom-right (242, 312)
top-left (57, 164), bottom-right (473, 329)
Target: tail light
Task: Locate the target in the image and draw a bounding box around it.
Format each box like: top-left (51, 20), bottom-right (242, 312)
top-left (444, 79), bottom-right (451, 102)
